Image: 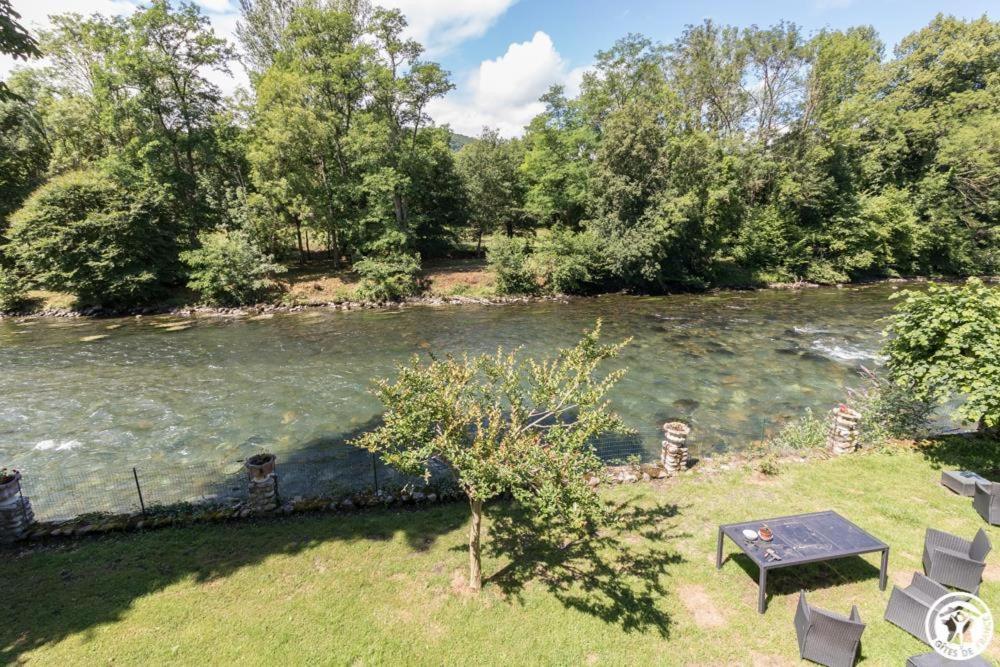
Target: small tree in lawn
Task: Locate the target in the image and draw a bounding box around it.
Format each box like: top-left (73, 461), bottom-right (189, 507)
top-left (355, 322), bottom-right (630, 591)
top-left (884, 278), bottom-right (1000, 431)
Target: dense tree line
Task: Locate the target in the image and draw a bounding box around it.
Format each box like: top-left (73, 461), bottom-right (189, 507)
top-left (0, 1), bottom-right (997, 308)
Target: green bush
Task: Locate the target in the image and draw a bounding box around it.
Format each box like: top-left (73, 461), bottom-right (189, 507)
top-left (0, 265), bottom-right (28, 312)
top-left (768, 408), bottom-right (828, 452)
top-left (487, 236), bottom-right (536, 295)
top-left (180, 229), bottom-right (286, 306)
top-left (803, 260), bottom-right (849, 285)
top-left (884, 278), bottom-right (1000, 430)
top-left (529, 227), bottom-right (600, 294)
top-left (354, 252), bottom-right (422, 302)
top-left (6, 170), bottom-right (180, 308)
top-left (848, 368), bottom-right (934, 445)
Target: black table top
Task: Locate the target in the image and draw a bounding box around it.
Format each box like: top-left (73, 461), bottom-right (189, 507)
top-left (720, 510), bottom-right (887, 569)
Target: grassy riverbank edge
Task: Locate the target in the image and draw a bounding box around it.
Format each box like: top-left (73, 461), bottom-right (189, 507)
top-left (3, 264), bottom-right (992, 321)
top-left (3, 436), bottom-right (998, 664)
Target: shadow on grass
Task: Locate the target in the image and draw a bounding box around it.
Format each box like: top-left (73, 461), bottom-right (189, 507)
top-left (724, 553), bottom-right (884, 609)
top-left (480, 499), bottom-right (687, 638)
top-left (0, 502), bottom-right (469, 663)
top-left (917, 432), bottom-right (1000, 479)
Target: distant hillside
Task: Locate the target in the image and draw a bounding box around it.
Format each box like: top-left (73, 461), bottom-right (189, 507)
top-left (449, 133), bottom-right (476, 151)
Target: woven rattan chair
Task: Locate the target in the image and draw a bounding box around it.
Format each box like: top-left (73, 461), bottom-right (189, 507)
top-left (973, 481), bottom-right (1000, 525)
top-left (884, 572), bottom-right (949, 644)
top-left (922, 527), bottom-right (991, 593)
top-left (794, 591), bottom-right (865, 667)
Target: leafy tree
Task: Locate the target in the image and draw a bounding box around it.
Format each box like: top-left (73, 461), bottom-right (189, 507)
top-left (0, 72), bottom-right (50, 222)
top-left (884, 279), bottom-right (1000, 430)
top-left (0, 0), bottom-right (41, 101)
top-left (355, 322), bottom-right (629, 590)
top-left (520, 87), bottom-right (593, 228)
top-left (180, 228), bottom-right (285, 306)
top-left (235, 0), bottom-right (300, 75)
top-left (455, 128), bottom-right (525, 254)
top-left (6, 169), bottom-right (180, 308)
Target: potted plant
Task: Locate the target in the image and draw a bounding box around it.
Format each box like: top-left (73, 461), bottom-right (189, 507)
top-left (245, 453), bottom-right (276, 480)
top-left (0, 468), bottom-right (21, 503)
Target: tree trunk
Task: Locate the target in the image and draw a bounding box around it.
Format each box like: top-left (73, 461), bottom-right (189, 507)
top-left (295, 220), bottom-right (305, 263)
top-left (468, 498), bottom-right (483, 591)
top-left (505, 221), bottom-right (513, 237)
top-left (475, 228), bottom-right (484, 257)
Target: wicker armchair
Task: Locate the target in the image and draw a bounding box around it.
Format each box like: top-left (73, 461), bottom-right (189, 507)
top-left (794, 591), bottom-right (865, 667)
top-left (973, 481), bottom-right (1000, 525)
top-left (884, 572), bottom-right (949, 644)
top-left (922, 527), bottom-right (991, 593)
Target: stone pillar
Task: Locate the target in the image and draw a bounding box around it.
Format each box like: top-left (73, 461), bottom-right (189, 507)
top-left (828, 405), bottom-right (861, 455)
top-left (662, 421), bottom-right (691, 476)
top-left (246, 454), bottom-right (279, 514)
top-left (0, 472), bottom-right (34, 543)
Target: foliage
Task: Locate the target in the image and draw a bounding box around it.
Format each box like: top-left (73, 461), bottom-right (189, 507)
top-left (529, 227), bottom-right (601, 294)
top-left (455, 128), bottom-right (525, 253)
top-left (180, 229), bottom-right (286, 306)
top-left (0, 73), bottom-right (50, 221)
top-left (353, 252), bottom-right (422, 302)
top-left (848, 367), bottom-right (935, 445)
top-left (2, 6), bottom-right (999, 305)
top-left (486, 235), bottom-right (536, 295)
top-left (355, 322), bottom-right (630, 589)
top-left (6, 169), bottom-right (180, 308)
top-left (0, 0), bottom-right (40, 101)
top-left (0, 264), bottom-right (28, 312)
top-left (884, 278), bottom-right (1000, 429)
top-left (768, 409), bottom-right (828, 453)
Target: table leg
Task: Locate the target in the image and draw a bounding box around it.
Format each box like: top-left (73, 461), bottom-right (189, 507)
top-left (879, 548), bottom-right (889, 591)
top-left (716, 527), bottom-right (724, 569)
top-left (758, 567), bottom-right (767, 613)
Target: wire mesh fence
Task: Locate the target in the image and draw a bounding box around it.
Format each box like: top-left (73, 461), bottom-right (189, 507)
top-left (16, 418), bottom-right (957, 524)
top-left (17, 427), bottom-right (741, 523)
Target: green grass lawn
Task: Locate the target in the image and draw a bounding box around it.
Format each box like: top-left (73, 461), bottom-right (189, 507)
top-left (4, 438), bottom-right (999, 665)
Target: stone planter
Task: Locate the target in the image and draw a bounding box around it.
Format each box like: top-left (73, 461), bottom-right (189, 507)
top-left (827, 405), bottom-right (861, 455)
top-left (245, 453), bottom-right (276, 481)
top-left (0, 470), bottom-right (21, 504)
top-left (662, 421), bottom-right (691, 476)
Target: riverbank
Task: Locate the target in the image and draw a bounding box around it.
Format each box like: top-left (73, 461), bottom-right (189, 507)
top-left (5, 254), bottom-right (984, 321)
top-left (4, 437), bottom-right (997, 664)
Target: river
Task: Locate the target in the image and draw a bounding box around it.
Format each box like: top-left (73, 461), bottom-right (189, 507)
top-left (0, 283), bottom-right (911, 487)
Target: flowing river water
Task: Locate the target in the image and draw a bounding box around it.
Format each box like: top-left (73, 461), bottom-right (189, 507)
top-left (0, 283), bottom-right (912, 488)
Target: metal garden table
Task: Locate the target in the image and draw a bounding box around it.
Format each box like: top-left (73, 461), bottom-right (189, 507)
top-left (716, 510), bottom-right (889, 613)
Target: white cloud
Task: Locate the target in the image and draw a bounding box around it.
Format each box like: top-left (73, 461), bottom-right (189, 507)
top-left (386, 0), bottom-right (517, 56)
top-left (428, 31), bottom-right (590, 138)
top-left (0, 0), bottom-right (248, 94)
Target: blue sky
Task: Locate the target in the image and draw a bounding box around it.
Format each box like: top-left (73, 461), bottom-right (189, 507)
top-left (1, 0), bottom-right (994, 136)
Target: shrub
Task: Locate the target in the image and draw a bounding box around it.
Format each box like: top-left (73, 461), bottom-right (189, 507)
top-left (6, 170), bottom-right (180, 308)
top-left (768, 408), bottom-right (828, 452)
top-left (848, 367), bottom-right (934, 445)
top-left (0, 265), bottom-right (28, 312)
top-left (354, 252), bottom-right (422, 302)
top-left (529, 227), bottom-right (600, 294)
top-left (180, 229), bottom-right (286, 306)
top-left (884, 278), bottom-right (1000, 430)
top-left (803, 260), bottom-right (849, 285)
top-left (487, 236), bottom-right (536, 295)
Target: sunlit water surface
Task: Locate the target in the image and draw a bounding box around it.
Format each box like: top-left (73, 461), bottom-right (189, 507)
top-left (1, 284), bottom-right (908, 480)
